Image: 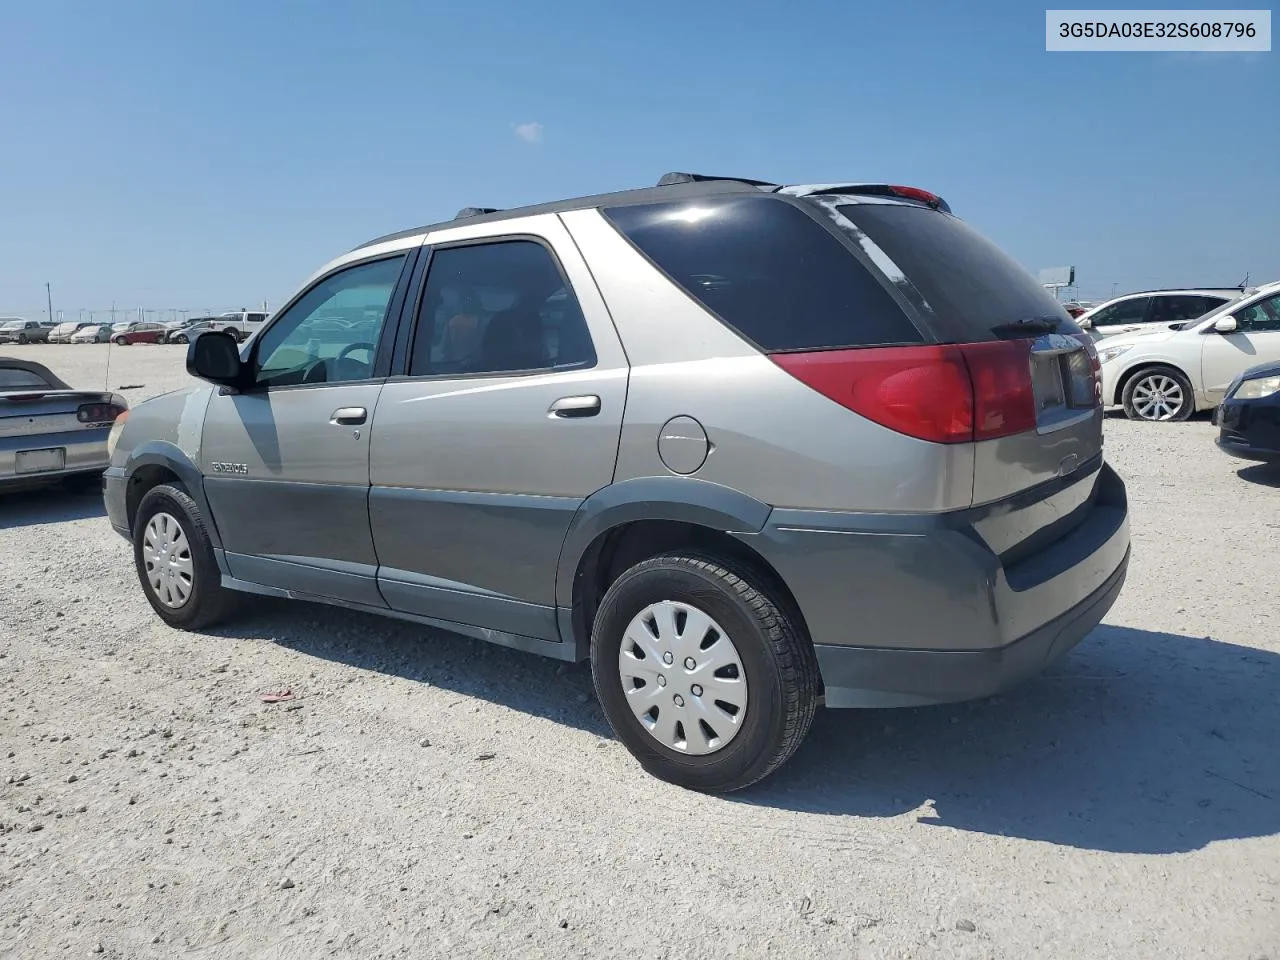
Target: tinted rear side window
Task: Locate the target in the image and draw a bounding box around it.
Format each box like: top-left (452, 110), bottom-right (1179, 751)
top-left (836, 203), bottom-right (1080, 341)
top-left (603, 196), bottom-right (923, 352)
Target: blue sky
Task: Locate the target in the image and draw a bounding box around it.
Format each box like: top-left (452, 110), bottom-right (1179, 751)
top-left (1, 0), bottom-right (1276, 319)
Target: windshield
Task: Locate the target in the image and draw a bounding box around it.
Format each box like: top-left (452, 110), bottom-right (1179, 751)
top-left (1, 321), bottom-right (24, 330)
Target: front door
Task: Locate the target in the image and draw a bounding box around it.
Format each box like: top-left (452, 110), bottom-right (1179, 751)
top-left (199, 252), bottom-right (412, 606)
top-left (1202, 291), bottom-right (1280, 402)
top-left (368, 217), bottom-right (628, 642)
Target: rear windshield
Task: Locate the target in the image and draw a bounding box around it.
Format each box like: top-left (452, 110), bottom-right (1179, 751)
top-left (835, 204), bottom-right (1081, 340)
top-left (0, 369), bottom-right (53, 389)
top-left (603, 196), bottom-right (924, 352)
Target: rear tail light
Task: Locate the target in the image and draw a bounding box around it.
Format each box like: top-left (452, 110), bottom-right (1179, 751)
top-left (887, 185), bottom-right (944, 207)
top-left (77, 402), bottom-right (127, 424)
top-left (771, 341), bottom-right (1039, 444)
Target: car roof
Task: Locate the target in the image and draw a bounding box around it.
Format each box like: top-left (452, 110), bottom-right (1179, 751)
top-left (352, 174), bottom-right (948, 252)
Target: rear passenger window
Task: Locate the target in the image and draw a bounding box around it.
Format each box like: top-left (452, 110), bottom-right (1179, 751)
top-left (1150, 295), bottom-right (1215, 325)
top-left (603, 197), bottom-right (922, 352)
top-left (409, 240), bottom-right (596, 376)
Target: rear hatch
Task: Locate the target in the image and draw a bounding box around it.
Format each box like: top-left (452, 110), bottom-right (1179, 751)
top-left (811, 196), bottom-right (1106, 565)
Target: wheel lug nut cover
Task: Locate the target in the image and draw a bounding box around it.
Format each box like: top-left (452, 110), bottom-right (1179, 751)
top-left (691, 684), bottom-right (703, 697)
top-left (662, 652), bottom-right (673, 665)
top-left (684, 657), bottom-right (696, 669)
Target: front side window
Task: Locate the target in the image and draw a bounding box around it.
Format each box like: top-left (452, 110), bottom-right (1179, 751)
top-left (1089, 297), bottom-right (1151, 327)
top-left (253, 255), bottom-right (406, 387)
top-left (408, 240), bottom-right (596, 377)
top-left (1233, 293), bottom-right (1280, 333)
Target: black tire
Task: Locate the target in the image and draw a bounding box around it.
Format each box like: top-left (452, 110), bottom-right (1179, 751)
top-left (113, 335), bottom-right (128, 346)
top-left (591, 553), bottom-right (819, 793)
top-left (16, 334), bottom-right (27, 344)
top-left (172, 334), bottom-right (188, 344)
top-left (1121, 365), bottom-right (1196, 422)
top-left (132, 483), bottom-right (238, 630)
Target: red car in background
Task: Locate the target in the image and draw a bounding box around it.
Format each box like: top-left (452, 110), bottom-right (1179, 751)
top-left (110, 322), bottom-right (169, 345)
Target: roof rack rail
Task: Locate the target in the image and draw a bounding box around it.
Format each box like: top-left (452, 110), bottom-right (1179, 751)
top-left (656, 172), bottom-right (778, 188)
top-left (454, 206), bottom-right (502, 220)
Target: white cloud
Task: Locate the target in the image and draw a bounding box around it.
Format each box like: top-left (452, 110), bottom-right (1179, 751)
top-left (513, 122), bottom-right (544, 144)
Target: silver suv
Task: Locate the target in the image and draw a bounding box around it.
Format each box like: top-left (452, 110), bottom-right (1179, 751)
top-left (104, 173), bottom-right (1131, 792)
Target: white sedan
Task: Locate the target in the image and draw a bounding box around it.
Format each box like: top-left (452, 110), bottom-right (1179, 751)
top-left (1099, 281), bottom-right (1280, 421)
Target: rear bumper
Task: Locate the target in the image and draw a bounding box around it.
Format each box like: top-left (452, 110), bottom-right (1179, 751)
top-left (813, 547), bottom-right (1128, 706)
top-left (0, 429), bottom-right (110, 488)
top-left (742, 460), bottom-right (1131, 708)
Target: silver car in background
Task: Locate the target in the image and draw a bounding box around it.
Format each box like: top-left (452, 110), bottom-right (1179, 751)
top-left (1, 358), bottom-right (128, 492)
top-left (105, 172), bottom-right (1130, 792)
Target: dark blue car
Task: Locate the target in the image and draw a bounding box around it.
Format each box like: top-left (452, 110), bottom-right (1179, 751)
top-left (1216, 359), bottom-right (1280, 463)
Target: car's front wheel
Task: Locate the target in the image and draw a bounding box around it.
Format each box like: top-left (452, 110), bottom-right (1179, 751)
top-left (1122, 365), bottom-right (1196, 421)
top-left (113, 335), bottom-right (128, 346)
top-left (133, 483), bottom-right (238, 630)
top-left (172, 334), bottom-right (188, 344)
top-left (591, 553), bottom-right (819, 793)
top-left (16, 334), bottom-right (28, 344)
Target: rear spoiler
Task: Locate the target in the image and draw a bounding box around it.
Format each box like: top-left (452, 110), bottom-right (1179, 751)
top-left (779, 183), bottom-right (953, 215)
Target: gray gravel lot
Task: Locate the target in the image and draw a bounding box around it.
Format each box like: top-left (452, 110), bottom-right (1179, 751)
top-left (2, 343), bottom-right (1278, 959)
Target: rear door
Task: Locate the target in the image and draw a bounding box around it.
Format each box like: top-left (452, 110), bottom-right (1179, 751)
top-left (1202, 291), bottom-right (1280, 401)
top-left (368, 214), bottom-right (628, 642)
top-left (198, 251), bottom-right (414, 605)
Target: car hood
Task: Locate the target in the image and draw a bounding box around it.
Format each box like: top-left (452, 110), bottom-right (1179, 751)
top-left (1236, 359), bottom-right (1280, 381)
top-left (1099, 328), bottom-right (1182, 352)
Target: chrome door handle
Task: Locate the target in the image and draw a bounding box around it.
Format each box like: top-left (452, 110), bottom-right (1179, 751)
top-left (330, 407), bottom-right (367, 425)
top-left (548, 395), bottom-right (601, 418)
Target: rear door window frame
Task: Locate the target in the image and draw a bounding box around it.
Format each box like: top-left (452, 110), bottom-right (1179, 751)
top-left (390, 233), bottom-right (600, 381)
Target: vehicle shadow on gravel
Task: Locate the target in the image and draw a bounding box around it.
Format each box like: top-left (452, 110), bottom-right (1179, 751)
top-left (742, 625), bottom-right (1280, 854)
top-left (1237, 463), bottom-right (1280, 487)
top-left (208, 599), bottom-right (613, 738)
top-left (0, 485), bottom-right (105, 530)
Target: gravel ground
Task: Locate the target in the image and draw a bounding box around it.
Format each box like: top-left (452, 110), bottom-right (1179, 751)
top-left (2, 343), bottom-right (1278, 959)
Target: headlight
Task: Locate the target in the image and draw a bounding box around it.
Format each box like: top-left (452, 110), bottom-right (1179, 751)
top-left (106, 410), bottom-right (130, 458)
top-left (1097, 344), bottom-right (1133, 365)
top-left (1233, 375), bottom-right (1280, 400)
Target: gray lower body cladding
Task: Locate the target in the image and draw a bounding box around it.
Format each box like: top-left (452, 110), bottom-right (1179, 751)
top-left (742, 461), bottom-right (1130, 708)
top-left (812, 548), bottom-right (1128, 707)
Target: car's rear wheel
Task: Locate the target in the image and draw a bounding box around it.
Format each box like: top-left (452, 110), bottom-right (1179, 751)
top-left (1122, 366), bottom-right (1195, 421)
top-left (591, 553), bottom-right (819, 793)
top-left (133, 483), bottom-right (238, 630)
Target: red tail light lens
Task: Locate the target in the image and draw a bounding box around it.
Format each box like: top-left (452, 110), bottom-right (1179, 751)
top-left (77, 403), bottom-right (126, 424)
top-left (887, 185), bottom-right (943, 207)
top-left (771, 341), bottom-right (1037, 444)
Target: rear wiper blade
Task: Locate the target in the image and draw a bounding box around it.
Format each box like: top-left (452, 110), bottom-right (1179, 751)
top-left (990, 316), bottom-right (1061, 337)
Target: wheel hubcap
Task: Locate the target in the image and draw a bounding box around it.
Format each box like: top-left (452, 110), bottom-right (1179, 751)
top-left (617, 600), bottom-right (748, 756)
top-left (142, 511), bottom-right (194, 608)
top-left (1132, 375), bottom-right (1184, 420)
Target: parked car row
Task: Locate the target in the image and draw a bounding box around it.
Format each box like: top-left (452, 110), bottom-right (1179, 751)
top-left (24, 312), bottom-right (272, 347)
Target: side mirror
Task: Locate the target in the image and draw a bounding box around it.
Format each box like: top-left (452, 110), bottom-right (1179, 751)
top-left (1214, 316), bottom-right (1239, 334)
top-left (186, 331), bottom-right (245, 389)
top-left (1077, 317), bottom-right (1092, 330)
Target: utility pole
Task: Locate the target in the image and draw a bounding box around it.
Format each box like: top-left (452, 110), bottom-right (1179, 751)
top-left (45, 283), bottom-right (54, 325)
top-left (110, 301), bottom-right (117, 325)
